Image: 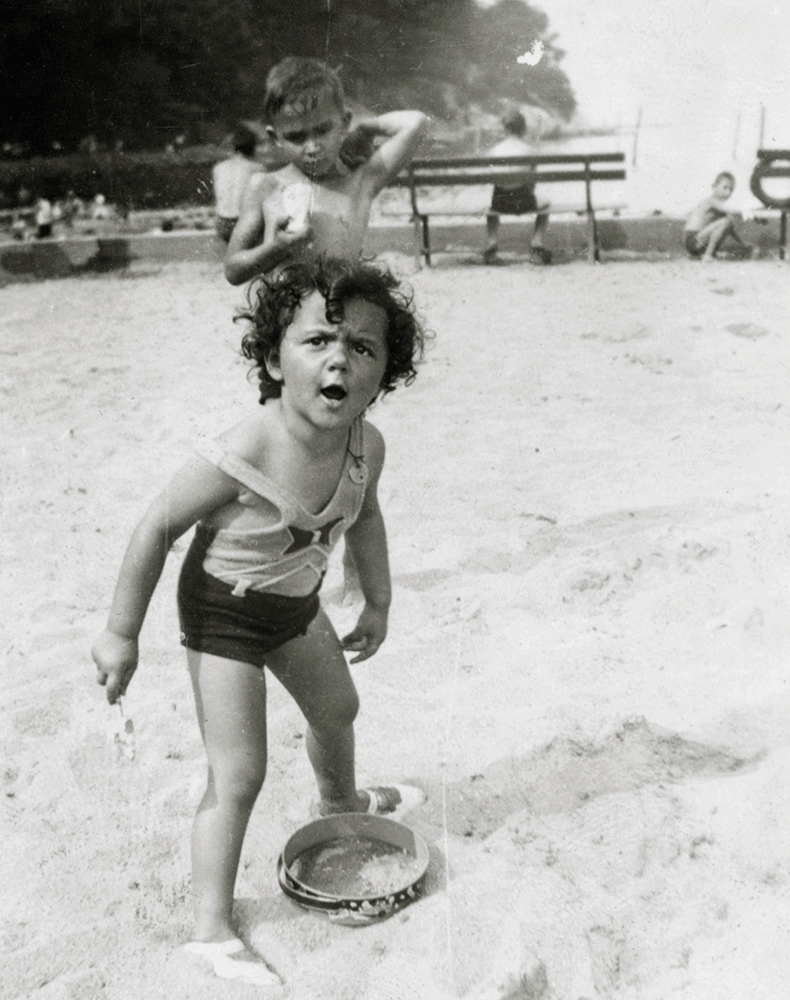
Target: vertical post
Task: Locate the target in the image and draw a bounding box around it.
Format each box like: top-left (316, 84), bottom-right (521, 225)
top-left (408, 165), bottom-right (422, 268)
top-left (584, 159), bottom-right (598, 263)
top-left (633, 106), bottom-right (642, 168)
top-left (781, 210), bottom-right (787, 262)
top-left (422, 215), bottom-right (432, 267)
top-left (412, 215), bottom-right (422, 269)
top-left (731, 112), bottom-right (741, 161)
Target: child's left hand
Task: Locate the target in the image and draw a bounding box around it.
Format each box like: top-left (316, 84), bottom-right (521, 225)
top-left (342, 604), bottom-right (388, 663)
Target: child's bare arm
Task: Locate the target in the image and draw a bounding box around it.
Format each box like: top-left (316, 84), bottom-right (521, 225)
top-left (353, 110), bottom-right (428, 195)
top-left (342, 428), bottom-right (391, 663)
top-left (224, 174), bottom-right (312, 286)
top-left (92, 456), bottom-right (238, 702)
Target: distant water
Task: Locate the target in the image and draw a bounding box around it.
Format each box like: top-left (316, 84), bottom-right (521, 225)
top-left (538, 113), bottom-right (790, 217)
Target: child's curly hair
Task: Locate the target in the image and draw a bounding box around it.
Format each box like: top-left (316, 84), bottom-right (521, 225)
top-left (238, 257), bottom-right (426, 405)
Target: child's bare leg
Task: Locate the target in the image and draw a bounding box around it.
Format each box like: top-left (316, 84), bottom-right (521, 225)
top-left (266, 608), bottom-right (402, 814)
top-left (484, 212), bottom-right (500, 259)
top-left (187, 650), bottom-right (268, 942)
top-left (699, 217), bottom-right (731, 259)
top-left (266, 608), bottom-right (364, 810)
top-left (531, 203), bottom-right (550, 249)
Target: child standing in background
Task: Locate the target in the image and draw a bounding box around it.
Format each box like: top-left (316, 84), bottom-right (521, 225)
top-left (212, 123), bottom-right (263, 244)
top-left (91, 257), bottom-right (426, 987)
top-left (224, 57), bottom-right (427, 285)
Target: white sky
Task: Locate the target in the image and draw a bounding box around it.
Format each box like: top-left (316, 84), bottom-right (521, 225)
top-left (477, 0), bottom-right (789, 131)
top-left (543, 0), bottom-right (789, 135)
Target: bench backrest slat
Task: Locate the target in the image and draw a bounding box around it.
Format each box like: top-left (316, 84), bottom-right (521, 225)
top-left (389, 168), bottom-right (626, 188)
top-left (400, 169), bottom-right (625, 185)
top-left (408, 153), bottom-right (625, 170)
top-left (757, 149), bottom-right (790, 160)
top-left (754, 165), bottom-right (790, 178)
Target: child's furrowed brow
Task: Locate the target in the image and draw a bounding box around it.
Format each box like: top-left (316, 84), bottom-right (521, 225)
top-left (281, 121), bottom-right (335, 143)
top-left (300, 323), bottom-right (337, 338)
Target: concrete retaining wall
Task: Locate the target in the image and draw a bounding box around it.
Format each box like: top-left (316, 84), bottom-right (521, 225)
top-left (0, 214), bottom-right (785, 283)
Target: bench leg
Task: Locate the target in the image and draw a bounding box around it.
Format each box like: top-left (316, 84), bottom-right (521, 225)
top-left (411, 214), bottom-right (431, 267)
top-left (586, 210), bottom-right (600, 263)
top-left (412, 215), bottom-right (422, 268)
top-left (421, 214), bottom-right (432, 267)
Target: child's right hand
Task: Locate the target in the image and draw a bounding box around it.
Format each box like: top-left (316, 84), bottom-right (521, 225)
top-left (276, 216), bottom-right (313, 250)
top-left (92, 629), bottom-right (139, 704)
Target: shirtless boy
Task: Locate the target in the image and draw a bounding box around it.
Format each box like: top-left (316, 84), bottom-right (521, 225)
top-left (224, 57), bottom-right (427, 284)
top-left (684, 171), bottom-right (752, 262)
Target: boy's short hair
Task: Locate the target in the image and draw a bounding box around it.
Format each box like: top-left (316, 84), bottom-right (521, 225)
top-left (714, 171), bottom-right (736, 186)
top-left (263, 57), bottom-right (346, 123)
top-left (502, 109), bottom-right (527, 137)
top-left (232, 123), bottom-right (257, 157)
top-left (239, 257), bottom-right (426, 404)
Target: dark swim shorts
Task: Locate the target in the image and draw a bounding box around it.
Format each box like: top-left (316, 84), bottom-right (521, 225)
top-left (490, 184), bottom-right (539, 216)
top-left (177, 525), bottom-right (321, 666)
top-left (684, 231), bottom-right (706, 258)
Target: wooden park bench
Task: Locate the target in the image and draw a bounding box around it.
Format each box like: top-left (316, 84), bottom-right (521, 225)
top-left (386, 152), bottom-right (627, 266)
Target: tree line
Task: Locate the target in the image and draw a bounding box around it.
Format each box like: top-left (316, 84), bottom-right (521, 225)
top-left (2, 0), bottom-right (576, 155)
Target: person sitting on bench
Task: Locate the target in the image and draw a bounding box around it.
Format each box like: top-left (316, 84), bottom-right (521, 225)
top-left (484, 109), bottom-right (552, 265)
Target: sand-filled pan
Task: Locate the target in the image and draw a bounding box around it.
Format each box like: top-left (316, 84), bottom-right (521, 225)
top-left (278, 813), bottom-right (430, 925)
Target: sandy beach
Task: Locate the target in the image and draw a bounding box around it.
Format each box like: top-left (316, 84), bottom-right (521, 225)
top-left (2, 254), bottom-right (789, 999)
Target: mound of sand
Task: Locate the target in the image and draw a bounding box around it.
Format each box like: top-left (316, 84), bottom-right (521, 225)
top-left (2, 256), bottom-right (789, 999)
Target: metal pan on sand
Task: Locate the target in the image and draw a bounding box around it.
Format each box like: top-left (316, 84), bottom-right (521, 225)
top-left (278, 813), bottom-right (429, 926)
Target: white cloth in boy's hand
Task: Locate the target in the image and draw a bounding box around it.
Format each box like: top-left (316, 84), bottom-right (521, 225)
top-left (282, 183), bottom-right (313, 233)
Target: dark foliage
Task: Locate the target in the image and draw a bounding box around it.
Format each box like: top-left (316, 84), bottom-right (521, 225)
top-left (0, 0), bottom-right (575, 155)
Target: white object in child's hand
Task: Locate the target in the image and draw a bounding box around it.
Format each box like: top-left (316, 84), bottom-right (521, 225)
top-left (282, 183), bottom-right (312, 233)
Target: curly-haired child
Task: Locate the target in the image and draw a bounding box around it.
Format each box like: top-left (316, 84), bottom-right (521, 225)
top-left (91, 257), bottom-right (426, 987)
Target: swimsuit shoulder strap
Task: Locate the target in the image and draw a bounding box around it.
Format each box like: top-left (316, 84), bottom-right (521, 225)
top-left (195, 436), bottom-right (298, 518)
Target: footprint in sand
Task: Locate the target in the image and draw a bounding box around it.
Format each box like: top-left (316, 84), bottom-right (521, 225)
top-left (725, 322), bottom-right (770, 339)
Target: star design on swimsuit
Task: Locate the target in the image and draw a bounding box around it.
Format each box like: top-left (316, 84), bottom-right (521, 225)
top-left (284, 517), bottom-right (344, 554)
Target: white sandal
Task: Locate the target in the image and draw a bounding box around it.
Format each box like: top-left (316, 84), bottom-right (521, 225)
top-left (182, 938), bottom-right (281, 988)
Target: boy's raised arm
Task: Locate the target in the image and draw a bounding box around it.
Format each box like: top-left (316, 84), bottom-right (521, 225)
top-left (354, 110), bottom-right (428, 195)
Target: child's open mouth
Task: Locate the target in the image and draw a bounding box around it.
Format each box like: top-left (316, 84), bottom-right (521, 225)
top-left (320, 385), bottom-right (347, 402)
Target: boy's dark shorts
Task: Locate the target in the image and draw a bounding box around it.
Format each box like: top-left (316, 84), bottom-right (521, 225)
top-left (177, 526), bottom-right (321, 666)
top-left (490, 184), bottom-right (539, 216)
top-left (684, 231), bottom-right (706, 258)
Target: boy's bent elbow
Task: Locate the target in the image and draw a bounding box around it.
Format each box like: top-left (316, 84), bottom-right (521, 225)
top-left (410, 111), bottom-right (429, 134)
top-left (224, 258), bottom-right (247, 286)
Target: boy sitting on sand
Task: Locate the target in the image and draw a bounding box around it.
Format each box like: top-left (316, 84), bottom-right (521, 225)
top-left (224, 57), bottom-right (427, 285)
top-left (92, 257), bottom-right (427, 987)
top-left (684, 171), bottom-right (752, 261)
top-left (483, 109), bottom-right (552, 266)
